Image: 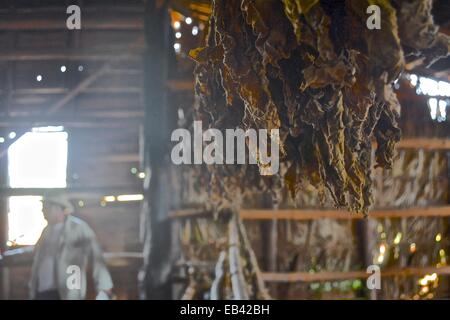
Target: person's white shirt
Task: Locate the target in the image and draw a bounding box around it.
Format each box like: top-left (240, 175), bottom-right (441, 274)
top-left (36, 222), bottom-right (63, 292)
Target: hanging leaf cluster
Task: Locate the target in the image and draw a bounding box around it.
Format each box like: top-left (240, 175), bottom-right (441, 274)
top-left (189, 0), bottom-right (449, 214)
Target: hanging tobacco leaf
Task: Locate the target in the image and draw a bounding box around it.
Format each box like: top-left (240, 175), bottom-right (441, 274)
top-left (189, 0), bottom-right (449, 214)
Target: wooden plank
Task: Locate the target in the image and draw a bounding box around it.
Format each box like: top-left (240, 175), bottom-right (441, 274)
top-left (228, 214), bottom-right (250, 299)
top-left (0, 14), bottom-right (144, 31)
top-left (396, 138), bottom-right (450, 150)
top-left (169, 209), bottom-right (204, 218)
top-left (0, 118), bottom-right (141, 128)
top-left (11, 87), bottom-right (141, 95)
top-left (0, 50), bottom-right (141, 61)
top-left (0, 155), bottom-right (9, 298)
top-left (0, 186), bottom-right (142, 199)
top-left (169, 206), bottom-right (450, 220)
top-left (46, 37), bottom-right (143, 114)
top-left (47, 65), bottom-right (111, 113)
top-left (103, 252), bottom-right (143, 260)
top-left (99, 153), bottom-right (140, 163)
top-left (240, 209), bottom-right (361, 220)
top-left (244, 207), bottom-right (450, 220)
top-left (166, 79), bottom-right (194, 91)
top-left (262, 266), bottom-right (450, 283)
top-left (1, 250), bottom-right (142, 267)
top-left (141, 0), bottom-right (173, 300)
top-left (0, 6), bottom-right (144, 15)
top-left (73, 153), bottom-right (140, 164)
top-left (372, 138), bottom-right (450, 150)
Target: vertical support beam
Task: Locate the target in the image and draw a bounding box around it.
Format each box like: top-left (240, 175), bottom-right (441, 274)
top-left (0, 56), bottom-right (12, 296)
top-left (446, 151), bottom-right (450, 294)
top-left (141, 0), bottom-right (173, 299)
top-left (261, 194), bottom-right (277, 297)
top-left (356, 219), bottom-right (377, 299)
top-left (4, 62), bottom-right (13, 116)
top-left (355, 150), bottom-right (378, 300)
top-left (0, 147), bottom-right (9, 299)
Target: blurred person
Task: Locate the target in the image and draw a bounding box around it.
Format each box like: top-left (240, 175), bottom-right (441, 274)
top-left (29, 195), bottom-right (113, 300)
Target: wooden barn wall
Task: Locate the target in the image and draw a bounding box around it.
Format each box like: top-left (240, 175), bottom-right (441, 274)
top-left (173, 132), bottom-right (449, 299)
top-left (0, 0), bottom-right (146, 300)
top-left (3, 126), bottom-right (143, 300)
top-left (1, 0), bottom-right (449, 300)
top-left (173, 149), bottom-right (448, 299)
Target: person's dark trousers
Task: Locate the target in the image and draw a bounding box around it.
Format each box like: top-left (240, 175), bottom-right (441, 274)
top-left (35, 290), bottom-right (61, 300)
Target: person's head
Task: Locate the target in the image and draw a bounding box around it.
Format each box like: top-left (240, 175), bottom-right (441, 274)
top-left (42, 196), bottom-right (74, 224)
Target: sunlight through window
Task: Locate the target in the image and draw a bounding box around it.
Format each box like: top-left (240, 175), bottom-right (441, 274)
top-left (408, 74), bottom-right (449, 122)
top-left (8, 196), bottom-right (47, 246)
top-left (7, 128), bottom-right (68, 246)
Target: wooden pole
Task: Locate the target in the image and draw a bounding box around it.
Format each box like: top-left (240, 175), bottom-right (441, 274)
top-left (236, 214), bottom-right (271, 300)
top-left (356, 219), bottom-right (377, 299)
top-left (0, 148), bottom-right (9, 299)
top-left (141, 0), bottom-right (173, 300)
top-left (446, 152), bottom-right (450, 294)
top-left (228, 214), bottom-right (249, 300)
top-left (210, 251), bottom-right (226, 300)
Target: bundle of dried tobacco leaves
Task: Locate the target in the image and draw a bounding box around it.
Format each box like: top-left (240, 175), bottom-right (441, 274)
top-left (189, 0), bottom-right (449, 214)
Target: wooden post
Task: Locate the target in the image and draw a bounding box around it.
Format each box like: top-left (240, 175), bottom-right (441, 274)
top-left (0, 147), bottom-right (9, 299)
top-left (356, 218), bottom-right (377, 300)
top-left (260, 197), bottom-right (273, 263)
top-left (229, 215), bottom-right (250, 300)
top-left (261, 193), bottom-right (278, 296)
top-left (140, 0), bottom-right (173, 299)
top-left (446, 151), bottom-right (450, 294)
top-left (355, 151), bottom-right (379, 300)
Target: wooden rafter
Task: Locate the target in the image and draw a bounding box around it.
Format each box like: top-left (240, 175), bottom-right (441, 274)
top-left (45, 36), bottom-right (143, 114)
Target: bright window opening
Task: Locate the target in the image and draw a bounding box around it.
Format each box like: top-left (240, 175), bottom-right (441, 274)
top-left (7, 128), bottom-right (68, 246)
top-left (7, 196), bottom-right (47, 246)
top-left (408, 74), bottom-right (449, 122)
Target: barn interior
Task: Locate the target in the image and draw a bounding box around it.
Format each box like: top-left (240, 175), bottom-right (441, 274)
top-left (0, 0), bottom-right (449, 300)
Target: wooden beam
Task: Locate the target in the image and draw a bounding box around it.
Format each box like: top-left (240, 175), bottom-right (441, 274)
top-left (262, 266), bottom-right (450, 283)
top-left (169, 206), bottom-right (450, 220)
top-left (166, 79), bottom-right (194, 91)
top-left (0, 250), bottom-right (143, 268)
top-left (141, 0), bottom-right (173, 300)
top-left (0, 6), bottom-right (144, 15)
top-left (0, 50), bottom-right (141, 62)
top-left (103, 251), bottom-right (143, 261)
top-left (3, 110), bottom-right (144, 118)
top-left (97, 153), bottom-right (140, 163)
top-left (45, 37), bottom-right (143, 114)
top-left (47, 65), bottom-right (111, 114)
top-left (10, 87), bottom-right (142, 95)
top-left (169, 208), bottom-right (207, 219)
top-left (396, 138), bottom-right (450, 150)
top-left (0, 186), bottom-right (142, 199)
top-left (241, 207), bottom-right (450, 220)
top-left (86, 111), bottom-right (144, 119)
top-left (0, 117), bottom-right (141, 128)
top-left (0, 152), bottom-right (9, 298)
top-left (228, 214), bottom-right (250, 299)
top-left (0, 14), bottom-right (144, 31)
